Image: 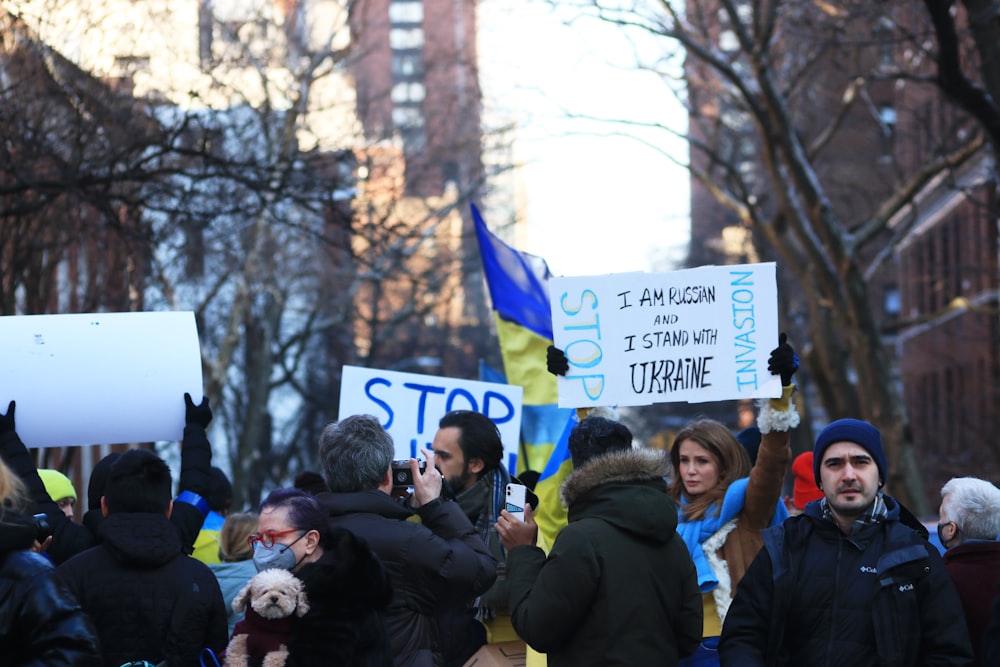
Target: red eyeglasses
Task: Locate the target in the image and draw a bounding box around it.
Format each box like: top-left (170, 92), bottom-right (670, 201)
top-left (247, 528), bottom-right (303, 549)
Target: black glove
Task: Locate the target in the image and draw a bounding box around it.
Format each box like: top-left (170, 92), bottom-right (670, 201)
top-left (546, 345), bottom-right (569, 377)
top-left (767, 333), bottom-right (799, 385)
top-left (184, 393), bottom-right (212, 429)
top-left (0, 400), bottom-right (14, 435)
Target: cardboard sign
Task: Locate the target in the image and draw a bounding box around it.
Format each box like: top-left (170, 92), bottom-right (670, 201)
top-left (339, 365), bottom-right (523, 465)
top-left (0, 311), bottom-right (204, 448)
top-left (549, 263), bottom-right (780, 407)
top-left (462, 641), bottom-right (527, 667)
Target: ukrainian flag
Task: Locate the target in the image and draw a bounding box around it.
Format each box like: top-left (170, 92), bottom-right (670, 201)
top-left (472, 204), bottom-right (575, 547)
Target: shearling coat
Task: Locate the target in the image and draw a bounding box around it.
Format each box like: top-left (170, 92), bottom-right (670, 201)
top-left (505, 448), bottom-right (703, 667)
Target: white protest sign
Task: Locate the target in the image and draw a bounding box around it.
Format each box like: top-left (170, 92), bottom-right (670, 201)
top-left (549, 263), bottom-right (781, 407)
top-left (0, 311), bottom-right (204, 448)
top-left (339, 365), bottom-right (523, 466)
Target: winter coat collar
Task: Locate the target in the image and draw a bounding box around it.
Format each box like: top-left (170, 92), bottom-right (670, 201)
top-left (560, 448), bottom-right (669, 507)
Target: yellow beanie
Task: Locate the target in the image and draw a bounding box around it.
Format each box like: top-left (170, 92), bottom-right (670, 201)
top-left (38, 468), bottom-right (77, 502)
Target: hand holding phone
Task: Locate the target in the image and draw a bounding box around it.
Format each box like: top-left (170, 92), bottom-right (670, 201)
top-left (506, 483), bottom-right (527, 522)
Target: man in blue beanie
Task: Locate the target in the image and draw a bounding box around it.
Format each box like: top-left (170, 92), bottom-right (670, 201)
top-left (721, 417), bottom-right (974, 666)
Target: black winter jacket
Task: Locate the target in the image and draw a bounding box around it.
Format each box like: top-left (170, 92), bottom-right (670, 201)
top-left (317, 490), bottom-right (497, 667)
top-left (505, 448), bottom-right (703, 667)
top-left (0, 422), bottom-right (212, 564)
top-left (288, 526), bottom-right (393, 667)
top-left (56, 512), bottom-right (228, 667)
top-left (720, 495), bottom-right (974, 666)
top-left (0, 511), bottom-right (101, 666)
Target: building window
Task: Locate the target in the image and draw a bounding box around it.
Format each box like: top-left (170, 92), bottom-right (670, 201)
top-left (389, 28), bottom-right (424, 49)
top-left (389, 2), bottom-right (423, 24)
top-left (392, 53), bottom-right (423, 78)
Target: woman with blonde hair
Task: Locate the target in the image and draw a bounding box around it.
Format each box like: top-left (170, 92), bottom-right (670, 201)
top-left (668, 336), bottom-right (800, 667)
top-left (0, 457), bottom-right (101, 665)
top-left (208, 511), bottom-right (259, 636)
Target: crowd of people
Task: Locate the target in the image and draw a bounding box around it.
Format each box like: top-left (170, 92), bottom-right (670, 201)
top-left (3, 335), bottom-right (1000, 667)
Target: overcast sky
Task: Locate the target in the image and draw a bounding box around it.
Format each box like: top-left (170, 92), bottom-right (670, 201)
top-left (477, 0), bottom-right (690, 278)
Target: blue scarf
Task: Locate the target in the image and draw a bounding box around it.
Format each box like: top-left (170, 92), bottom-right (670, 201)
top-left (676, 478), bottom-right (788, 592)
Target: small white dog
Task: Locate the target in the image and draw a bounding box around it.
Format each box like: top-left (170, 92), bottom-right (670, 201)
top-left (223, 568), bottom-right (310, 667)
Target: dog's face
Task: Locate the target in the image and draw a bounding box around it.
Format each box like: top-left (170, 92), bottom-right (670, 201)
top-left (234, 568), bottom-right (310, 620)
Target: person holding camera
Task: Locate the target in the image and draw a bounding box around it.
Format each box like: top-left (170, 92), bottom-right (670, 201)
top-left (429, 409), bottom-right (538, 666)
top-left (315, 414), bottom-right (497, 667)
top-left (0, 456), bottom-right (101, 665)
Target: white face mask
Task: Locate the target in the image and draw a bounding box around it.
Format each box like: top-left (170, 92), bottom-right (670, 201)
top-left (252, 533), bottom-right (305, 572)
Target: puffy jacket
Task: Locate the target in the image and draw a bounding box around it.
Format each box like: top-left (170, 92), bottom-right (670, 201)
top-left (506, 449), bottom-right (703, 667)
top-left (0, 510), bottom-right (101, 666)
top-left (56, 512), bottom-right (228, 667)
top-left (720, 495), bottom-right (974, 666)
top-left (317, 489), bottom-right (497, 667)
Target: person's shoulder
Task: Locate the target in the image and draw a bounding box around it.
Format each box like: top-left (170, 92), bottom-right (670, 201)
top-left (1, 549), bottom-right (54, 580)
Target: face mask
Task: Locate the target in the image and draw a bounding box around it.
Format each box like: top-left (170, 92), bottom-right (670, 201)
top-left (937, 521), bottom-right (960, 549)
top-left (252, 533), bottom-right (305, 572)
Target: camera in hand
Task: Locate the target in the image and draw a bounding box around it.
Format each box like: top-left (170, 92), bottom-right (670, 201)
top-left (391, 459), bottom-right (426, 487)
top-left (33, 513), bottom-right (52, 542)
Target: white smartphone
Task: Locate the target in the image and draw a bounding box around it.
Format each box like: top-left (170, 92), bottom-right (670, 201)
top-left (505, 483), bottom-right (527, 522)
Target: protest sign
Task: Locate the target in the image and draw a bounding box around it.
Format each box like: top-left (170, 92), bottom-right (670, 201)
top-left (549, 263), bottom-right (780, 407)
top-left (339, 365), bottom-right (524, 467)
top-left (0, 311), bottom-right (204, 448)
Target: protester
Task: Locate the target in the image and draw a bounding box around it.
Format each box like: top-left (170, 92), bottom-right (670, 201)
top-left (719, 418), bottom-right (974, 665)
top-left (497, 416), bottom-right (702, 666)
top-left (244, 487), bottom-right (392, 667)
top-left (547, 333), bottom-right (798, 666)
top-left (430, 409), bottom-right (538, 666)
top-left (0, 456), bottom-right (101, 665)
top-left (938, 477), bottom-right (1000, 666)
top-left (57, 448), bottom-right (228, 666)
top-left (193, 466), bottom-right (235, 564)
top-left (316, 414), bottom-right (497, 667)
top-left (38, 468), bottom-right (78, 519)
top-left (0, 393), bottom-right (217, 564)
top-left (208, 511), bottom-right (259, 637)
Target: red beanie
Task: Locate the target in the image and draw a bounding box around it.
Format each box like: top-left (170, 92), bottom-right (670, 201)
top-left (792, 452), bottom-right (824, 510)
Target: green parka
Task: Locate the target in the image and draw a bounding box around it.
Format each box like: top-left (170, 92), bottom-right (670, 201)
top-left (506, 448), bottom-right (703, 667)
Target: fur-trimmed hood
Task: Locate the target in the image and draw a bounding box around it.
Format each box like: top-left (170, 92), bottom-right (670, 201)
top-left (560, 448), bottom-right (677, 542)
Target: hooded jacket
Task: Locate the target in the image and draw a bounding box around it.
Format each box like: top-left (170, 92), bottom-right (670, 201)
top-left (56, 512), bottom-right (228, 667)
top-left (505, 448), bottom-right (703, 667)
top-left (0, 510), bottom-right (101, 666)
top-left (720, 495), bottom-right (973, 666)
top-left (287, 526), bottom-right (393, 667)
top-left (317, 489), bottom-right (496, 667)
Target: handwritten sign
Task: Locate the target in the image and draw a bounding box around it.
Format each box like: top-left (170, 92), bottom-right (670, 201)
top-left (338, 365), bottom-right (523, 466)
top-left (549, 263), bottom-right (780, 407)
top-left (0, 311), bottom-right (204, 448)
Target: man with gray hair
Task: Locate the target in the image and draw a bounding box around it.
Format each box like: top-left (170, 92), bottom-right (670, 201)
top-left (939, 476), bottom-right (1000, 666)
top-left (316, 414), bottom-right (497, 667)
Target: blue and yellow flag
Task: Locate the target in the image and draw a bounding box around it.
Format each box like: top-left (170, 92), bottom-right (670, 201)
top-left (472, 204), bottom-right (575, 547)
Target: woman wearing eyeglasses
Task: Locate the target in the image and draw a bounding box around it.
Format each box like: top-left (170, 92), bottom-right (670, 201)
top-left (241, 487), bottom-right (393, 667)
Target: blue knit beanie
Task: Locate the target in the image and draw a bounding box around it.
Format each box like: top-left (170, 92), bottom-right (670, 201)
top-left (813, 418), bottom-right (887, 485)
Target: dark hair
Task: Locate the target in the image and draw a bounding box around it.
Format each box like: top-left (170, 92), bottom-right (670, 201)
top-left (294, 471), bottom-right (330, 495)
top-left (103, 449), bottom-right (172, 515)
top-left (438, 410), bottom-right (503, 474)
top-left (318, 415), bottom-right (394, 492)
top-left (88, 452), bottom-right (121, 511)
top-left (206, 466), bottom-right (233, 513)
top-left (568, 417), bottom-right (632, 468)
top-left (259, 487), bottom-right (328, 535)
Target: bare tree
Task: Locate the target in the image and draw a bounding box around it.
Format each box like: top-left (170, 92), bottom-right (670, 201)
top-left (549, 0), bottom-right (999, 513)
top-left (2, 1), bottom-right (497, 508)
